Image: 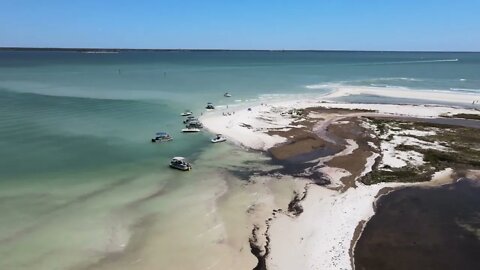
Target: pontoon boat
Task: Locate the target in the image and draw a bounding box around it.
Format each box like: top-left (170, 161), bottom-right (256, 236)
top-left (183, 116), bottom-right (197, 124)
top-left (186, 120), bottom-right (203, 129)
top-left (169, 157), bottom-right (192, 171)
top-left (182, 128), bottom-right (201, 133)
top-left (151, 132), bottom-right (173, 143)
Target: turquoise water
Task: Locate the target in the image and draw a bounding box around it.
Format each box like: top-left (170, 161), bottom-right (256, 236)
top-left (1, 51), bottom-right (479, 176)
top-left (0, 50), bottom-right (479, 269)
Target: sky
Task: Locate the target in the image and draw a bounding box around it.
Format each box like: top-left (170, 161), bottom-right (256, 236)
top-left (0, 0), bottom-right (479, 51)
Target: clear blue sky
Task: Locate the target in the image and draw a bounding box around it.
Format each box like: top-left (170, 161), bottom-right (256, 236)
top-left (1, 0), bottom-right (479, 51)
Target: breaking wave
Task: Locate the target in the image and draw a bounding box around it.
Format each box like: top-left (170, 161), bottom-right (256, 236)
top-left (365, 59), bottom-right (459, 65)
top-left (449, 88), bottom-right (480, 93)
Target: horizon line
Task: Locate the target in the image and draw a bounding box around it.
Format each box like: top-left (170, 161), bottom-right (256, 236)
top-left (0, 46), bottom-right (479, 53)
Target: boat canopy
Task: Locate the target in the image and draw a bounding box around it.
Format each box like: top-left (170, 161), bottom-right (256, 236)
top-left (172, 157), bottom-right (185, 161)
top-left (156, 132), bottom-right (169, 136)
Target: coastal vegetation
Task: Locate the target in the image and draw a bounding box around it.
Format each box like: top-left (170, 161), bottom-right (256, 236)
top-left (361, 118), bottom-right (480, 185)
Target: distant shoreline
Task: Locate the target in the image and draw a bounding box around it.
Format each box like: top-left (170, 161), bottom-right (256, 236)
top-left (0, 47), bottom-right (479, 53)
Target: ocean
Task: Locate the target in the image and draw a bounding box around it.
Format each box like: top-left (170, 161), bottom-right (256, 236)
top-left (0, 50), bottom-right (479, 270)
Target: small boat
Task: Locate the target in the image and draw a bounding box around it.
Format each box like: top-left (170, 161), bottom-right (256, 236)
top-left (224, 92), bottom-right (232, 97)
top-left (181, 110), bottom-right (193, 116)
top-left (206, 102), bottom-right (215, 110)
top-left (211, 134), bottom-right (226, 143)
top-left (183, 116), bottom-right (197, 124)
top-left (169, 157), bottom-right (192, 171)
top-left (151, 132), bottom-right (173, 143)
top-left (186, 120), bottom-right (203, 129)
top-left (182, 128), bottom-right (201, 133)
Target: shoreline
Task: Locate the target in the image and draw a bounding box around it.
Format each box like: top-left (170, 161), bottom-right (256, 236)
top-left (308, 84), bottom-right (480, 105)
top-left (200, 89), bottom-right (480, 270)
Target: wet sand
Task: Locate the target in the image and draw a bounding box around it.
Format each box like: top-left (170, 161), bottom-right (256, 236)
top-left (324, 117), bottom-right (379, 189)
top-left (354, 178), bottom-right (480, 270)
top-left (266, 109), bottom-right (379, 186)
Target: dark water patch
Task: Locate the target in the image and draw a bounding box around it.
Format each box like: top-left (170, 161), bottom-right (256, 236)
top-left (413, 117), bottom-right (480, 129)
top-left (0, 88), bottom-right (174, 117)
top-left (266, 145), bottom-right (339, 184)
top-left (0, 126), bottom-right (154, 177)
top-left (369, 115), bottom-right (480, 129)
top-left (355, 178), bottom-right (480, 270)
top-left (219, 141), bottom-right (335, 183)
top-left (446, 113), bottom-right (480, 121)
top-left (283, 145), bottom-right (337, 164)
top-left (227, 168), bottom-right (264, 181)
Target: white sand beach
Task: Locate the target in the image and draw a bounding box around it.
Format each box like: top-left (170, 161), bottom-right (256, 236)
top-left (307, 84), bottom-right (480, 105)
top-left (199, 87), bottom-right (480, 270)
top-left (266, 182), bottom-right (404, 270)
top-left (201, 93), bottom-right (479, 151)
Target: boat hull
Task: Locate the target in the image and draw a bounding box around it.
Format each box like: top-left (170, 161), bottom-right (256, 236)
top-left (182, 128), bottom-right (200, 133)
top-left (151, 138), bottom-right (173, 143)
top-left (169, 164), bottom-right (191, 171)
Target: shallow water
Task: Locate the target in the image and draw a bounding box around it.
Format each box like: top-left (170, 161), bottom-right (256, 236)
top-left (1, 50), bottom-right (479, 269)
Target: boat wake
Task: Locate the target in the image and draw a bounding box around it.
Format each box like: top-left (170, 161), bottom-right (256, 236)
top-left (364, 58), bottom-right (459, 65)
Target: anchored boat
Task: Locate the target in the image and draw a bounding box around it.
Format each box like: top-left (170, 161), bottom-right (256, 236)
top-left (211, 134), bottom-right (226, 143)
top-left (169, 157), bottom-right (192, 171)
top-left (151, 131), bottom-right (173, 143)
top-left (183, 116), bottom-right (197, 124)
top-left (186, 120), bottom-right (203, 129)
top-left (180, 110), bottom-right (193, 116)
top-left (182, 127), bottom-right (201, 133)
top-left (206, 102), bottom-right (215, 110)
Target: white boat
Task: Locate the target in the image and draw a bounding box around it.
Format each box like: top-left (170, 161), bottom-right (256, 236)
top-left (169, 157), bottom-right (192, 171)
top-left (182, 128), bottom-right (201, 133)
top-left (211, 134), bottom-right (227, 143)
top-left (180, 111), bottom-right (193, 116)
top-left (224, 92), bottom-right (232, 97)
